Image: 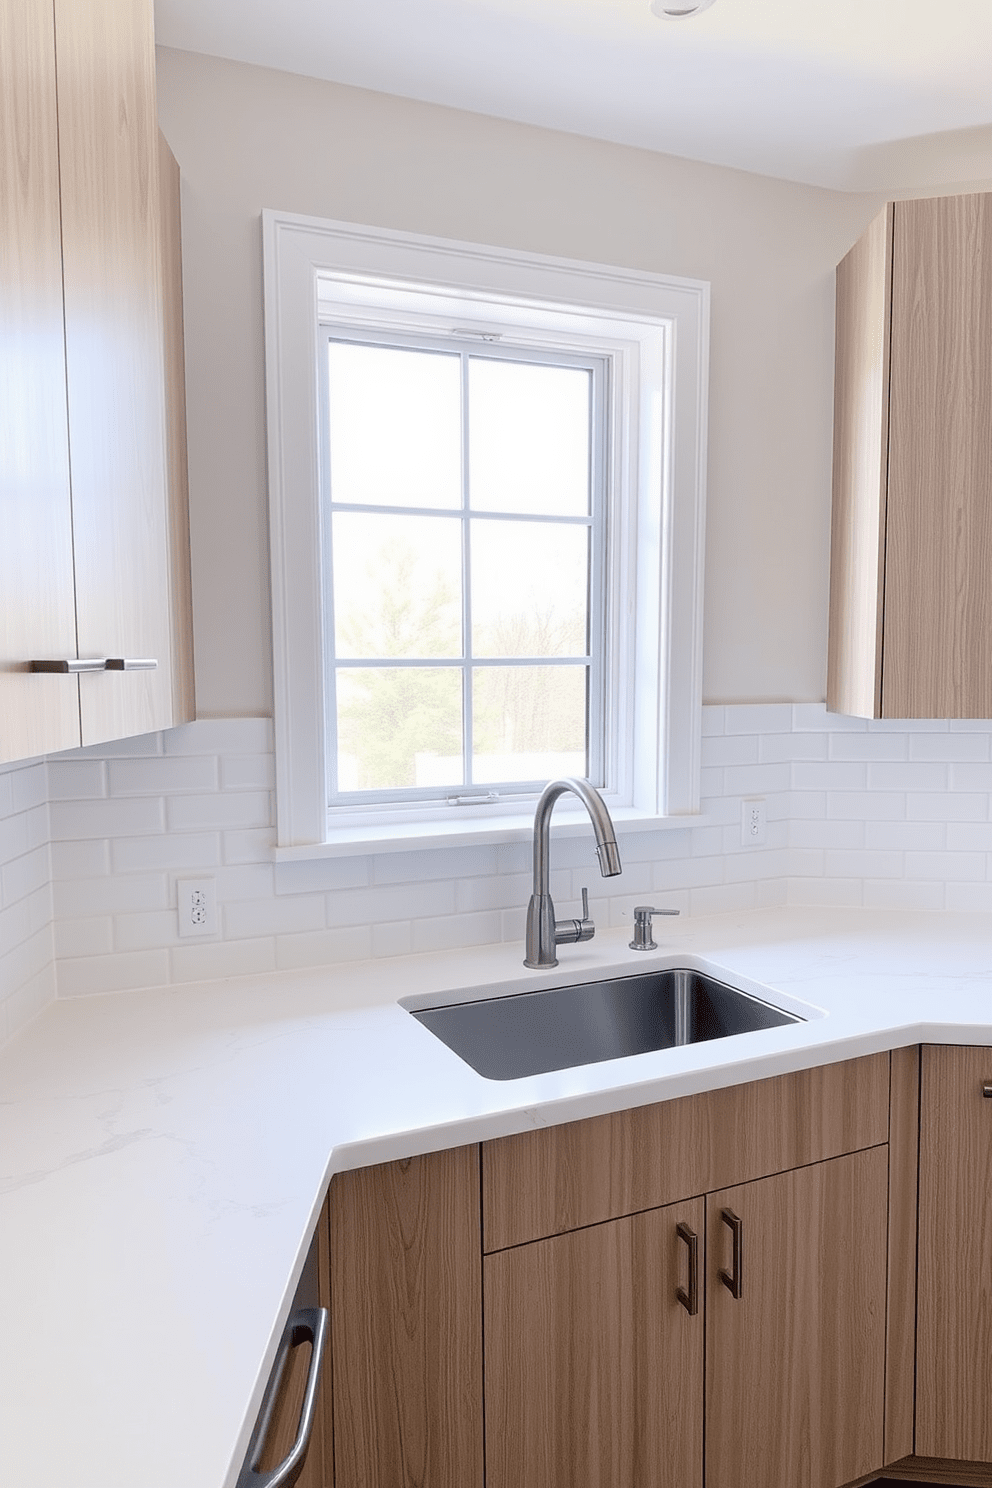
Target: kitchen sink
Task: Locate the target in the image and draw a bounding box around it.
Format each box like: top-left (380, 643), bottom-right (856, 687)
top-left (410, 967), bottom-right (803, 1081)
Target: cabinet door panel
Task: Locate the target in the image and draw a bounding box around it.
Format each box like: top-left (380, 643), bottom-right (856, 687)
top-left (917, 1044), bottom-right (992, 1461)
top-left (0, 0), bottom-right (80, 760)
top-left (485, 1198), bottom-right (704, 1488)
top-left (330, 1147), bottom-right (483, 1488)
top-left (884, 194), bottom-right (992, 718)
top-left (54, 0), bottom-right (175, 745)
top-left (706, 1147), bottom-right (887, 1488)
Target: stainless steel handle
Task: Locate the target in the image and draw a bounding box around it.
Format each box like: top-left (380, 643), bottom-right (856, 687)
top-left (554, 886), bottom-right (596, 947)
top-left (983, 1083), bottom-right (992, 1098)
top-left (105, 657), bottom-right (158, 671)
top-left (29, 658), bottom-right (107, 674)
top-left (236, 1306), bottom-right (329, 1488)
top-left (720, 1208), bottom-right (743, 1299)
top-left (676, 1221), bottom-right (699, 1315)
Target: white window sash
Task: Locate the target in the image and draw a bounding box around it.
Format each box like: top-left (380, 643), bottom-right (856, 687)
top-left (262, 211), bottom-right (709, 851)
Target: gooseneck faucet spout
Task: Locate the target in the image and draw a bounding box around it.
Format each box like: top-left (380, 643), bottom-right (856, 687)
top-left (524, 777), bottom-right (622, 969)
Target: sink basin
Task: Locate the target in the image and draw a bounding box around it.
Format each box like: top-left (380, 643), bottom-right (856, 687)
top-left (411, 967), bottom-right (802, 1081)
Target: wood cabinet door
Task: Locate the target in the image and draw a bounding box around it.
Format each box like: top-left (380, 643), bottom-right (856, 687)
top-left (706, 1146), bottom-right (887, 1488)
top-left (0, 0), bottom-right (80, 760)
top-left (54, 0), bottom-right (177, 745)
top-left (330, 1147), bottom-right (483, 1488)
top-left (485, 1197), bottom-right (705, 1488)
top-left (917, 1045), bottom-right (992, 1461)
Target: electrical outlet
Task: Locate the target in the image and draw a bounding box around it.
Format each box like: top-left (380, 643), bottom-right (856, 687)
top-left (741, 798), bottom-right (767, 848)
top-left (177, 877), bottom-right (217, 938)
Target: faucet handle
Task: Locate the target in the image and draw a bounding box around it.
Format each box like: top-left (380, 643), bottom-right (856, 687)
top-left (554, 887), bottom-right (596, 948)
top-left (629, 904), bottom-right (679, 951)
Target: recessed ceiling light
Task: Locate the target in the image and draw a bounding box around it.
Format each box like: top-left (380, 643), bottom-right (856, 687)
top-left (650, 0), bottom-right (716, 16)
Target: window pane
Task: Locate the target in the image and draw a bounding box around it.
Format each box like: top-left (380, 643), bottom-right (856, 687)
top-left (471, 520), bottom-right (588, 659)
top-left (332, 513), bottom-right (462, 659)
top-left (327, 343), bottom-right (461, 508)
top-left (472, 665), bottom-right (587, 784)
top-left (468, 358), bottom-right (591, 516)
top-left (336, 668), bottom-right (463, 791)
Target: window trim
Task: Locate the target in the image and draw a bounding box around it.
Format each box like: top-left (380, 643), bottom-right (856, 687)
top-left (262, 210), bottom-right (709, 853)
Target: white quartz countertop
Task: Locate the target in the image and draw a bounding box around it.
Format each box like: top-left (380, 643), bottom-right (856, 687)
top-left (6, 905), bottom-right (992, 1488)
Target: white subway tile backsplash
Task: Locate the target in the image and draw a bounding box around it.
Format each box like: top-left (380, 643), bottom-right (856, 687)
top-left (9, 706), bottom-right (992, 1031)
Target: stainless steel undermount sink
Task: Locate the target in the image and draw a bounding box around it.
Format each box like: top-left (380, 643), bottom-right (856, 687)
top-left (410, 968), bottom-right (803, 1081)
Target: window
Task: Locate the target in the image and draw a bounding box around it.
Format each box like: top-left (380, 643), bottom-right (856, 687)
top-left (263, 212), bottom-right (708, 855)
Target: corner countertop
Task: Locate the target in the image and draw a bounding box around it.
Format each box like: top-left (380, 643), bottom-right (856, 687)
top-left (4, 905), bottom-right (992, 1488)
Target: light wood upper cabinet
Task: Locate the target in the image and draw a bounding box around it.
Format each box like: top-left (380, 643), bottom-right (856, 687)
top-left (917, 1044), bottom-right (992, 1462)
top-left (0, 0), bottom-right (194, 764)
top-left (829, 192), bottom-right (992, 719)
top-left (0, 0), bottom-right (80, 760)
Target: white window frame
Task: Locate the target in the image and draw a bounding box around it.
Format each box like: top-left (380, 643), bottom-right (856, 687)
top-left (262, 211), bottom-right (709, 857)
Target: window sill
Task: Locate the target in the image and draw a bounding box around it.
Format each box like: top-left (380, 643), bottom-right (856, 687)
top-left (272, 808), bottom-right (711, 862)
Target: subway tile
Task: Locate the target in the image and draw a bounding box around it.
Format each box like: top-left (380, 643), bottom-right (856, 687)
top-left (220, 753), bottom-right (276, 791)
top-left (904, 851), bottom-right (986, 882)
top-left (164, 718), bottom-right (273, 756)
top-left (54, 872), bottom-right (169, 920)
top-left (456, 872), bottom-right (532, 914)
top-left (865, 821), bottom-right (946, 852)
top-left (950, 719), bottom-right (992, 733)
top-left (689, 881), bottom-right (757, 915)
top-left (724, 762), bottom-right (791, 796)
top-left (166, 790), bottom-right (272, 832)
top-left (788, 790), bottom-right (827, 820)
top-left (868, 762), bottom-right (948, 792)
top-left (825, 849), bottom-right (903, 880)
top-left (113, 911), bottom-right (178, 953)
top-left (57, 949), bottom-right (170, 997)
top-left (794, 705), bottom-right (865, 732)
top-left (325, 880), bottom-right (457, 928)
top-left (759, 732), bottom-right (827, 763)
top-left (828, 733), bottom-right (908, 762)
top-left (0, 813), bottom-right (29, 864)
top-left (112, 832), bottom-right (221, 874)
top-left (223, 893), bottom-right (326, 941)
top-left (372, 844), bottom-right (498, 885)
top-left (109, 756), bottom-right (218, 797)
top-left (46, 760), bottom-right (107, 800)
top-left (54, 915), bottom-right (114, 959)
top-left (789, 819), bottom-right (864, 851)
top-left (653, 855), bottom-right (723, 891)
top-left (500, 905), bottom-right (528, 943)
top-left (827, 791), bottom-right (906, 821)
top-left (793, 762), bottom-right (867, 791)
top-left (789, 848), bottom-right (826, 877)
top-left (68, 731), bottom-right (164, 759)
top-left (223, 827), bottom-right (277, 865)
top-left (949, 763), bottom-right (992, 793)
top-left (50, 838), bottom-right (111, 880)
top-left (863, 880), bottom-right (946, 912)
top-left (946, 882), bottom-right (992, 912)
top-left (701, 735), bottom-right (759, 768)
top-left (698, 766), bottom-right (725, 799)
top-left (723, 703), bottom-right (794, 735)
top-left (275, 855), bottom-right (370, 894)
top-left (910, 733), bottom-right (990, 762)
top-left (276, 926), bottom-right (372, 971)
top-left (907, 792), bottom-right (989, 822)
top-left (787, 877), bottom-right (863, 908)
top-left (169, 937), bottom-right (276, 984)
top-left (10, 763), bottom-right (49, 813)
top-left (0, 770), bottom-right (15, 816)
top-left (372, 920), bottom-right (413, 958)
top-left (0, 964), bottom-right (55, 1046)
top-left (870, 717), bottom-right (948, 733)
top-left (214, 862), bottom-right (275, 902)
top-left (50, 796), bottom-right (165, 840)
top-left (700, 706), bottom-right (725, 737)
top-left (411, 911), bottom-right (502, 954)
top-left (947, 822), bottom-right (992, 852)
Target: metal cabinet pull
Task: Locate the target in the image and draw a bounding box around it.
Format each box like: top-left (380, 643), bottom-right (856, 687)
top-left (982, 1083), bottom-right (992, 1098)
top-left (236, 1306), bottom-right (329, 1488)
top-left (105, 657), bottom-right (158, 670)
top-left (676, 1221), bottom-right (699, 1315)
top-left (719, 1208), bottom-right (743, 1299)
top-left (29, 658), bottom-right (107, 673)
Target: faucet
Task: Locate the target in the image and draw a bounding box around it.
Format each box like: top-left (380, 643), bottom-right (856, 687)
top-left (524, 778), bottom-right (622, 969)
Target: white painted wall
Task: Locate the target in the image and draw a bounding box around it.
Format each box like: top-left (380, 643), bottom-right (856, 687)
top-left (154, 46), bottom-right (887, 714)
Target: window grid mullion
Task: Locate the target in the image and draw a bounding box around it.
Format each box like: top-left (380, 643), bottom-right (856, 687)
top-left (461, 349), bottom-right (474, 788)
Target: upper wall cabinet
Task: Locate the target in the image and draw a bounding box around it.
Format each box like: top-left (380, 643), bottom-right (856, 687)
top-left (0, 0), bottom-right (194, 766)
top-left (828, 193), bottom-right (992, 719)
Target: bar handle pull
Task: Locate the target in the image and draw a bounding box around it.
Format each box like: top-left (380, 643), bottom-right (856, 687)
top-left (105, 657), bottom-right (158, 671)
top-left (982, 1083), bottom-right (992, 1098)
top-left (236, 1306), bottom-right (329, 1488)
top-left (676, 1221), bottom-right (699, 1315)
top-left (29, 658), bottom-right (107, 673)
top-left (720, 1208), bottom-right (743, 1299)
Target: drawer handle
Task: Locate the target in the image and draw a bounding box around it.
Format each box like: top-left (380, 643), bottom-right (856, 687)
top-left (105, 657), bottom-right (158, 671)
top-left (236, 1306), bottom-right (329, 1488)
top-left (29, 658), bottom-right (107, 673)
top-left (983, 1083), bottom-right (992, 1098)
top-left (676, 1221), bottom-right (699, 1315)
top-left (720, 1208), bottom-right (743, 1300)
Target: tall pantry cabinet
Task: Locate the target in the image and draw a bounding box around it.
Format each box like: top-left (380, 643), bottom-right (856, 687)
top-left (0, 0), bottom-right (194, 765)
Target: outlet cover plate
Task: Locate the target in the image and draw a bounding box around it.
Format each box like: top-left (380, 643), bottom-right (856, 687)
top-left (177, 878), bottom-right (218, 938)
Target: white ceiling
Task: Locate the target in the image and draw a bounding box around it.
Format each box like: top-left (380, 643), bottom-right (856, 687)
top-left (153, 0), bottom-right (992, 192)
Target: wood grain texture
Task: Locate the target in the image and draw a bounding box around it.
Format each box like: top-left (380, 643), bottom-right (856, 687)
top-left (330, 1146), bottom-right (483, 1488)
top-left (706, 1146), bottom-right (889, 1488)
top-left (483, 1053), bottom-right (889, 1251)
top-left (827, 204), bottom-right (892, 719)
top-left (54, 0), bottom-right (175, 744)
top-left (917, 1045), bottom-right (992, 1461)
top-left (485, 1198), bottom-right (704, 1488)
top-left (869, 1456), bottom-right (992, 1485)
top-left (886, 1045), bottom-right (920, 1465)
top-left (158, 132), bottom-right (195, 725)
top-left (883, 194), bottom-right (992, 718)
top-left (0, 0), bottom-right (80, 760)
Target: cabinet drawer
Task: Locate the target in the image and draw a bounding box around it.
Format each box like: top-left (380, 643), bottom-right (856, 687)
top-left (482, 1052), bottom-right (889, 1250)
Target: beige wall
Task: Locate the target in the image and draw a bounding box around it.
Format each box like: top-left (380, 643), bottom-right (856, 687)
top-left (156, 46), bottom-right (885, 716)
